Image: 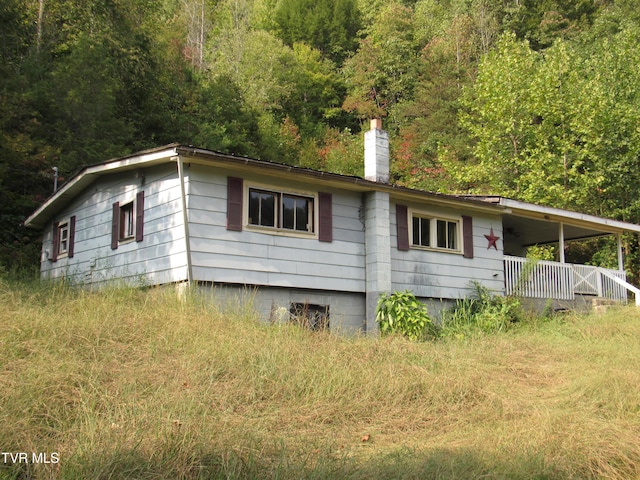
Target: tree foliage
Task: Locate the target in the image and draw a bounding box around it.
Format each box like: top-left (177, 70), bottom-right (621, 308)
top-left (459, 25), bottom-right (640, 222)
top-left (4, 0), bottom-right (640, 274)
top-left (272, 0), bottom-right (361, 64)
top-left (343, 2), bottom-right (420, 121)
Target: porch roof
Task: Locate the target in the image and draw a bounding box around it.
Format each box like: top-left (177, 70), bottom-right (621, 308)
top-left (461, 196), bottom-right (640, 249)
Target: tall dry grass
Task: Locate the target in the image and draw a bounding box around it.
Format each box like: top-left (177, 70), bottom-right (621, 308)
top-left (2, 278), bottom-right (640, 479)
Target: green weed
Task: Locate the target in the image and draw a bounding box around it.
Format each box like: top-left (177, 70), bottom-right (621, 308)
top-left (440, 281), bottom-right (524, 338)
top-left (375, 290), bottom-right (437, 340)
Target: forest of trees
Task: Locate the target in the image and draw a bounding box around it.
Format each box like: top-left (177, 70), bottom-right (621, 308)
top-left (3, 0), bottom-right (640, 275)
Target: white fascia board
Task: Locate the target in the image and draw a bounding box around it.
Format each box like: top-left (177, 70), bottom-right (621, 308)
top-left (498, 197), bottom-right (640, 234)
top-left (389, 190), bottom-right (507, 215)
top-left (24, 147), bottom-right (178, 229)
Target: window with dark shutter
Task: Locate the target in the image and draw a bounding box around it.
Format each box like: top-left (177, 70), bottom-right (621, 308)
top-left (111, 202), bottom-right (120, 249)
top-left (245, 185), bottom-right (317, 237)
top-left (51, 217), bottom-right (76, 260)
top-left (227, 177), bottom-right (243, 231)
top-left (136, 191), bottom-right (145, 242)
top-left (396, 204), bottom-right (410, 251)
top-left (318, 192), bottom-right (332, 242)
top-left (408, 209), bottom-right (464, 254)
top-left (462, 215), bottom-right (474, 259)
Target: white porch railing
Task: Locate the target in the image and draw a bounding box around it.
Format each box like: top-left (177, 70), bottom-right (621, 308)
top-left (504, 255), bottom-right (632, 303)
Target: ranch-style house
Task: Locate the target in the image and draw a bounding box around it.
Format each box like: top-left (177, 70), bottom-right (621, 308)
top-left (25, 120), bottom-right (640, 333)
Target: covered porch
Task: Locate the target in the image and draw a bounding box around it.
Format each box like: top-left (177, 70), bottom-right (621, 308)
top-left (469, 197), bottom-right (640, 305)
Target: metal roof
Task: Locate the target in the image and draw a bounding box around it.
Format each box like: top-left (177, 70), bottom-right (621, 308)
top-left (24, 145), bottom-right (640, 238)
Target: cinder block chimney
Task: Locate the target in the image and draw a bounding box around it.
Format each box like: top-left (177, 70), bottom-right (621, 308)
top-left (364, 118), bottom-right (389, 183)
top-left (363, 118), bottom-right (391, 334)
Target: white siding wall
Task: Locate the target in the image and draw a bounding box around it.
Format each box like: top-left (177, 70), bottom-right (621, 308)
top-left (36, 158), bottom-right (509, 319)
top-left (391, 201), bottom-right (505, 299)
top-left (186, 164), bottom-right (366, 292)
top-left (40, 164), bottom-right (188, 286)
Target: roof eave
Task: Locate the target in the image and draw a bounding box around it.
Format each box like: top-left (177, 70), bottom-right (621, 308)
top-left (176, 147), bottom-right (505, 215)
top-left (24, 146), bottom-right (180, 230)
top-left (497, 197), bottom-right (640, 234)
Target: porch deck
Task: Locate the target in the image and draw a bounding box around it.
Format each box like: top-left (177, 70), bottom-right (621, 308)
top-left (504, 255), bottom-right (630, 303)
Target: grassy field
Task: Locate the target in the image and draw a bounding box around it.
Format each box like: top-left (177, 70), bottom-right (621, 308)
top-left (2, 279), bottom-right (640, 479)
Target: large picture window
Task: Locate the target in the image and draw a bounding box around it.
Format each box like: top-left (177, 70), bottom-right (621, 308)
top-left (227, 177), bottom-right (331, 241)
top-left (248, 188), bottom-right (313, 233)
top-left (411, 213), bottom-right (460, 252)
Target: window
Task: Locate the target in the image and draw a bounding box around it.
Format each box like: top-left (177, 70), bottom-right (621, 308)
top-left (227, 177), bottom-right (332, 241)
top-left (437, 219), bottom-right (458, 250)
top-left (248, 188), bottom-right (313, 233)
top-left (290, 302), bottom-right (329, 330)
top-left (412, 216), bottom-right (430, 247)
top-left (397, 204), bottom-right (473, 257)
top-left (119, 202), bottom-right (135, 240)
top-left (411, 213), bottom-right (460, 252)
top-left (282, 194), bottom-right (310, 231)
top-left (111, 191), bottom-right (144, 250)
top-left (58, 221), bottom-right (70, 255)
top-left (249, 189), bottom-right (277, 228)
top-left (51, 216), bottom-right (76, 262)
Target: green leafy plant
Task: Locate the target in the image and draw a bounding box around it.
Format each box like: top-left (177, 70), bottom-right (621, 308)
top-left (375, 290), bottom-right (436, 340)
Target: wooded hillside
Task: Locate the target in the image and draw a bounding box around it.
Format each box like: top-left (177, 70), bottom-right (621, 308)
top-left (3, 0), bottom-right (640, 273)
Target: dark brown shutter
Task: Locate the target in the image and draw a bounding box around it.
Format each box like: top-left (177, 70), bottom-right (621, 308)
top-left (68, 216), bottom-right (76, 258)
top-left (396, 204), bottom-right (410, 251)
top-left (51, 221), bottom-right (60, 262)
top-left (111, 202), bottom-right (120, 249)
top-left (318, 192), bottom-right (332, 242)
top-left (462, 215), bottom-right (474, 258)
top-left (227, 177), bottom-right (243, 231)
top-left (135, 191), bottom-right (145, 242)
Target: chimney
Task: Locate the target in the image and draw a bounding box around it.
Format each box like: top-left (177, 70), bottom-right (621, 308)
top-left (364, 118), bottom-right (389, 183)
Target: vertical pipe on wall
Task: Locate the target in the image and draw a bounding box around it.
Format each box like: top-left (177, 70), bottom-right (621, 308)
top-left (175, 156), bottom-right (193, 284)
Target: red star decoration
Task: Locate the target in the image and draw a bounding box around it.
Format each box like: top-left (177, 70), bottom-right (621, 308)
top-left (485, 228), bottom-right (499, 250)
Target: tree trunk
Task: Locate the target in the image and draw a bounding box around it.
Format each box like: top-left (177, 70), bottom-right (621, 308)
top-left (36, 0), bottom-right (45, 52)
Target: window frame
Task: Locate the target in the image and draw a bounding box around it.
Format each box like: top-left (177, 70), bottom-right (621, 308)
top-left (245, 183), bottom-right (317, 238)
top-left (119, 201), bottom-right (135, 241)
top-left (111, 191), bottom-right (144, 250)
top-left (57, 219), bottom-right (71, 257)
top-left (50, 215), bottom-right (76, 262)
top-left (409, 209), bottom-right (463, 254)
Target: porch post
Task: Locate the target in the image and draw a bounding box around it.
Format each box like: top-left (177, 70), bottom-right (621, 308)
top-left (617, 233), bottom-right (624, 271)
top-left (558, 222), bottom-right (566, 263)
